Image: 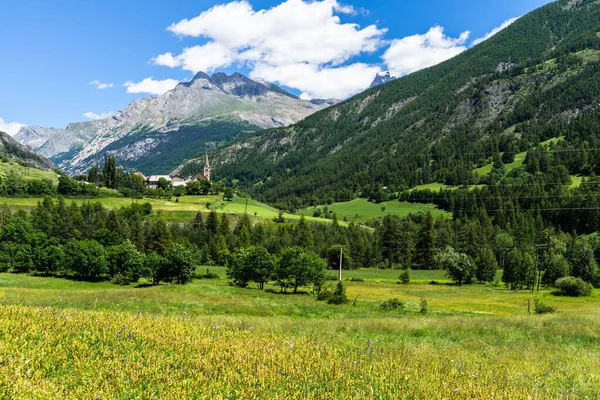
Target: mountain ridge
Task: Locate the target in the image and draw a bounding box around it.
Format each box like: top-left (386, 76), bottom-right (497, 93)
top-left (15, 72), bottom-right (335, 175)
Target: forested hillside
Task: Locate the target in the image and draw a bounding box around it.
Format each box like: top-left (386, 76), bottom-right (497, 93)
top-left (196, 0), bottom-right (600, 212)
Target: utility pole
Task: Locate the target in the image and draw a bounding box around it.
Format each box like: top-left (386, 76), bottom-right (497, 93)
top-left (533, 243), bottom-right (549, 293)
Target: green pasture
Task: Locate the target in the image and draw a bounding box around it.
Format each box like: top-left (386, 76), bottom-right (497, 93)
top-left (298, 198), bottom-right (450, 223)
top-left (0, 272), bottom-right (598, 398)
top-left (412, 182), bottom-right (484, 192)
top-left (0, 161), bottom-right (59, 183)
top-left (0, 270), bottom-right (589, 318)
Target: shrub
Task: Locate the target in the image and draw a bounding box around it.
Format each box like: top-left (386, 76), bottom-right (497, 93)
top-left (420, 298), bottom-right (428, 315)
top-left (110, 273), bottom-right (130, 286)
top-left (317, 281), bottom-right (348, 304)
top-left (197, 268), bottom-right (219, 280)
top-left (380, 298), bottom-right (406, 312)
top-left (399, 269), bottom-right (410, 284)
top-left (555, 276), bottom-right (593, 297)
top-left (349, 277), bottom-right (364, 282)
top-left (316, 287), bottom-right (331, 301)
top-left (534, 299), bottom-right (557, 314)
top-left (328, 281), bottom-right (348, 304)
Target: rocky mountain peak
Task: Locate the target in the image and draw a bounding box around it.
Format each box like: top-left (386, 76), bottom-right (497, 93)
top-left (369, 71), bottom-right (396, 88)
top-left (192, 71), bottom-right (211, 82)
top-left (210, 72), bottom-right (270, 98)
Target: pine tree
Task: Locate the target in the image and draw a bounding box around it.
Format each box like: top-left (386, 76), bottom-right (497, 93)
top-left (414, 212), bottom-right (436, 270)
top-left (102, 155), bottom-right (118, 189)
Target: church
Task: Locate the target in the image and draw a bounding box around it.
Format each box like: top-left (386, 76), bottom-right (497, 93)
top-left (189, 153), bottom-right (211, 182)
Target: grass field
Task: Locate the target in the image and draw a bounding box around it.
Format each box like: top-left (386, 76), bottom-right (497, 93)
top-left (570, 175), bottom-right (584, 188)
top-left (472, 151), bottom-right (527, 178)
top-left (412, 182), bottom-right (484, 192)
top-left (0, 161), bottom-right (59, 182)
top-left (0, 195), bottom-right (441, 225)
top-left (0, 195), bottom-right (334, 224)
top-left (298, 198), bottom-right (451, 223)
top-left (473, 138), bottom-right (564, 179)
top-left (0, 271), bottom-right (598, 398)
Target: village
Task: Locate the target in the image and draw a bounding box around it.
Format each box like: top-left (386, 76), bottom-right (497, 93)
top-left (135, 153), bottom-right (211, 189)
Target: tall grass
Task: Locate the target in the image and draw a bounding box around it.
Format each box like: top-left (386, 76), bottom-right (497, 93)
top-left (0, 306), bottom-right (598, 399)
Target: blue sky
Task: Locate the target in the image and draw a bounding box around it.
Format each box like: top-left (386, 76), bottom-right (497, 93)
top-left (0, 0), bottom-right (552, 132)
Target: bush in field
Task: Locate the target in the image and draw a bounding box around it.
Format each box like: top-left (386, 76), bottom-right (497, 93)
top-left (380, 298), bottom-right (406, 312)
top-left (399, 269), bottom-right (410, 284)
top-left (328, 281), bottom-right (348, 304)
top-left (555, 276), bottom-right (593, 297)
top-left (534, 298), bottom-right (557, 314)
top-left (318, 281), bottom-right (348, 304)
top-left (420, 298), bottom-right (428, 314)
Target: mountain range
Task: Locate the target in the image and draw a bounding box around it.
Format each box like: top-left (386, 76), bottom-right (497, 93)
top-left (15, 72), bottom-right (337, 175)
top-left (177, 0), bottom-right (600, 208)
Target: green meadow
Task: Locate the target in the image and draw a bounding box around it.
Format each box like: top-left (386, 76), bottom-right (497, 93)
top-left (0, 195), bottom-right (446, 224)
top-left (0, 195), bottom-right (332, 223)
top-left (0, 161), bottom-right (59, 182)
top-left (0, 271), bottom-right (598, 398)
top-left (298, 198), bottom-right (450, 223)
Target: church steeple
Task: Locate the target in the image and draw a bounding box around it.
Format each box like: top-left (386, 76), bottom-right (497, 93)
top-left (203, 152), bottom-right (211, 181)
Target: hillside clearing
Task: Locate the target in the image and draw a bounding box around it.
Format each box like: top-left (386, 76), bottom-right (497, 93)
top-left (298, 198), bottom-right (450, 223)
top-left (0, 161), bottom-right (58, 182)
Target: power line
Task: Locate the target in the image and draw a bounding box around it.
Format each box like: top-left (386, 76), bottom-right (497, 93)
top-left (408, 180), bottom-right (599, 190)
top-left (450, 206), bottom-right (600, 213)
top-left (404, 193), bottom-right (600, 202)
top-left (420, 147), bottom-right (600, 158)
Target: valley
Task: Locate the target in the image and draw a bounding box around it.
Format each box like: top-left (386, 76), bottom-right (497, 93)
top-left (2, 0), bottom-right (600, 398)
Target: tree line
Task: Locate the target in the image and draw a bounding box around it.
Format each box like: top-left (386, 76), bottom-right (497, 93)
top-left (1, 193), bottom-right (597, 292)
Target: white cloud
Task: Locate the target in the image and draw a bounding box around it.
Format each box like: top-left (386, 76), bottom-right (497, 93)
top-left (382, 26), bottom-right (470, 77)
top-left (154, 42), bottom-right (235, 73)
top-left (155, 0), bottom-right (386, 98)
top-left (251, 63), bottom-right (381, 100)
top-left (83, 111), bottom-right (115, 120)
top-left (90, 80), bottom-right (114, 90)
top-left (333, 2), bottom-right (357, 15)
top-left (472, 17), bottom-right (520, 46)
top-left (123, 78), bottom-right (180, 95)
top-left (0, 117), bottom-right (26, 136)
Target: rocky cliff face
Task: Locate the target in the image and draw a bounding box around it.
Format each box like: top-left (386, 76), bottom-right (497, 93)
top-left (14, 72), bottom-right (334, 175)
